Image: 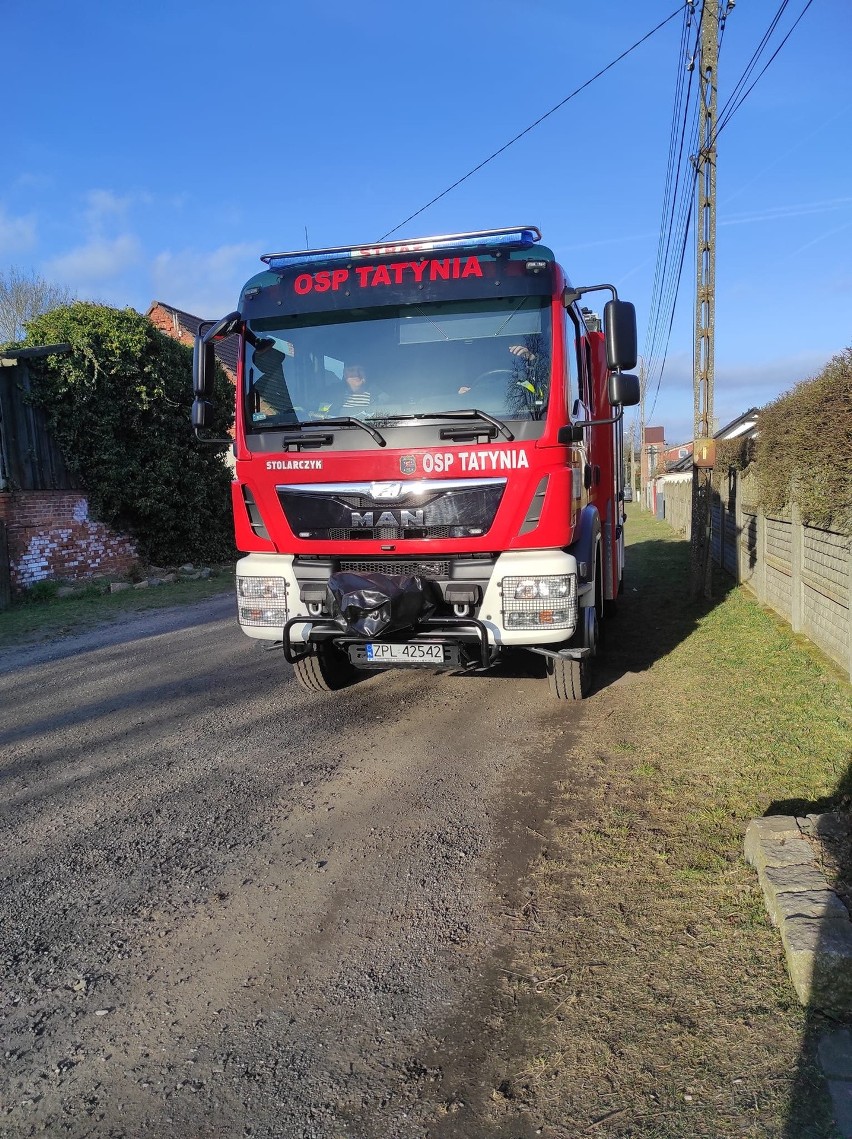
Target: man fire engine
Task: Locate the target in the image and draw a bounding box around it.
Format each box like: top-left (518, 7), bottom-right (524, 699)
top-left (192, 226), bottom-right (639, 699)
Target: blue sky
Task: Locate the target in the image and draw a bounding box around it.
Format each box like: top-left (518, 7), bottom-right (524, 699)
top-left (4, 0), bottom-right (850, 445)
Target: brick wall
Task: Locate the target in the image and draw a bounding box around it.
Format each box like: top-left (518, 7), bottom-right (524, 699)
top-left (0, 491), bottom-right (138, 592)
top-left (148, 304), bottom-right (196, 349)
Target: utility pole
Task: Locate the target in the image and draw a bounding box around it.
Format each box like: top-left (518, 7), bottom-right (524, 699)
top-left (638, 357), bottom-right (647, 510)
top-left (690, 0), bottom-right (719, 600)
top-left (628, 418), bottom-right (636, 504)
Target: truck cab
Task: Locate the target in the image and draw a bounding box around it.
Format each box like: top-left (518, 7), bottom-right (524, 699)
top-left (193, 226), bottom-right (639, 699)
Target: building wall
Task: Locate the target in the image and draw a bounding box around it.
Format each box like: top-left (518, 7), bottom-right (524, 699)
top-left (147, 303), bottom-right (197, 351)
top-left (0, 491), bottom-right (138, 592)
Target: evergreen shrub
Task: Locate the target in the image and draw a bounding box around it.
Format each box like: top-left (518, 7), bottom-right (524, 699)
top-left (713, 348), bottom-right (852, 534)
top-left (23, 302), bottom-right (237, 564)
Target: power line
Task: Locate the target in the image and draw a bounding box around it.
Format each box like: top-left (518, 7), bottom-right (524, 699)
top-left (647, 168), bottom-right (697, 420)
top-left (715, 0), bottom-right (791, 134)
top-left (644, 0), bottom-right (816, 426)
top-left (643, 3), bottom-right (704, 414)
top-left (646, 0), bottom-right (695, 334)
top-left (377, 5), bottom-right (685, 242)
top-left (715, 0), bottom-right (816, 139)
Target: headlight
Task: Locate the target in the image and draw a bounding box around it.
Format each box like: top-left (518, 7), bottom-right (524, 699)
top-left (501, 574), bottom-right (577, 630)
top-left (238, 576), bottom-right (287, 600)
top-left (512, 577), bottom-right (571, 601)
top-left (237, 576), bottom-right (288, 626)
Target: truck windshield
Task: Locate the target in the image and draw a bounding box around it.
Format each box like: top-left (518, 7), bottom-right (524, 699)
top-left (244, 296), bottom-right (552, 430)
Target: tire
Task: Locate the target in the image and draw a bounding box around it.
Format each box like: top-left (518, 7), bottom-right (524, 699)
top-left (546, 653), bottom-right (590, 700)
top-left (292, 642), bottom-right (356, 693)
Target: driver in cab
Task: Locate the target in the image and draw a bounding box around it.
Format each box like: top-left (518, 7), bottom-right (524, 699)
top-left (458, 344), bottom-right (536, 395)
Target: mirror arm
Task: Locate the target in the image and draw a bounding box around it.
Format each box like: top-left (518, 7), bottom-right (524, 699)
top-left (200, 311), bottom-right (244, 346)
top-left (572, 407), bottom-right (625, 430)
top-left (563, 282), bottom-right (619, 306)
top-left (193, 428), bottom-right (233, 444)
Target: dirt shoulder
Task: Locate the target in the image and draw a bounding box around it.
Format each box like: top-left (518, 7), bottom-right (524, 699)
top-left (485, 510), bottom-right (852, 1137)
top-left (0, 573), bottom-right (234, 658)
top-left (1, 513), bottom-right (850, 1138)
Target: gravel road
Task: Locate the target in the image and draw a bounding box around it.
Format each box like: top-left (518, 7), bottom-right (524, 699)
top-left (0, 594), bottom-right (582, 1138)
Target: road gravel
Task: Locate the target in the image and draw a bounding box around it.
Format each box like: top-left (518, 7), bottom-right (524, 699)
top-left (0, 594), bottom-right (581, 1138)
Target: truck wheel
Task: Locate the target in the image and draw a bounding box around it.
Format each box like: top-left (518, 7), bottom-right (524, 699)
top-left (546, 654), bottom-right (590, 700)
top-left (292, 643), bottom-right (356, 693)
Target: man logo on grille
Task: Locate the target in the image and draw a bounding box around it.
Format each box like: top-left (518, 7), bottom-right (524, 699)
top-left (371, 482), bottom-right (403, 499)
top-left (351, 510), bottom-right (425, 528)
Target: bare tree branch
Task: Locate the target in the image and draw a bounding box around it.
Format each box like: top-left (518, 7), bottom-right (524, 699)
top-left (0, 268), bottom-right (75, 342)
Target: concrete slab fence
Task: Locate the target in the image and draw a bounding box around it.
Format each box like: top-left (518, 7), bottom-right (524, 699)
top-left (654, 470), bottom-right (851, 681)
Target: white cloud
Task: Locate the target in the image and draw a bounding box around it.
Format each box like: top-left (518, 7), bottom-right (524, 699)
top-left (652, 349), bottom-right (832, 446)
top-left (150, 244), bottom-right (260, 316)
top-left (721, 197), bottom-right (852, 229)
top-left (84, 189), bottom-right (134, 225)
top-left (13, 172), bottom-right (52, 192)
top-left (45, 234), bottom-right (142, 285)
top-left (0, 206), bottom-right (37, 257)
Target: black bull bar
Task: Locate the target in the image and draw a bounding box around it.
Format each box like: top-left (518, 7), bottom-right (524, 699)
top-left (281, 615), bottom-right (493, 669)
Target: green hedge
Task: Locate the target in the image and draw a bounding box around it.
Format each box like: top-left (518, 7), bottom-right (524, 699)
top-left (21, 302), bottom-right (237, 565)
top-left (714, 347), bottom-right (852, 534)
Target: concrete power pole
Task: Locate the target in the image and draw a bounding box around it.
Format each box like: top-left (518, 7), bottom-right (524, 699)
top-left (628, 418), bottom-right (637, 505)
top-left (690, 0), bottom-right (719, 600)
top-left (638, 357), bottom-right (647, 510)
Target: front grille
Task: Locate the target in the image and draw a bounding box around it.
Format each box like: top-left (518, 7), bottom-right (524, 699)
top-left (327, 526), bottom-right (453, 541)
top-left (339, 559), bottom-right (451, 578)
top-left (277, 479), bottom-right (505, 542)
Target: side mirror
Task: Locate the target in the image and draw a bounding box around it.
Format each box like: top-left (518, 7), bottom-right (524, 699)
top-left (604, 300), bottom-right (637, 372)
top-left (557, 424), bottom-right (584, 444)
top-left (608, 372), bottom-right (640, 408)
top-left (192, 397), bottom-right (232, 444)
top-left (191, 398), bottom-right (213, 429)
top-left (193, 338), bottom-right (216, 398)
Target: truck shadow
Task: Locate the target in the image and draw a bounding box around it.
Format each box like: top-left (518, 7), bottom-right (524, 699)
top-left (443, 533), bottom-right (737, 690)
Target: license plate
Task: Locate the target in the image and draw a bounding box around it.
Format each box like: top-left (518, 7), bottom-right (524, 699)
top-left (365, 642), bottom-right (446, 663)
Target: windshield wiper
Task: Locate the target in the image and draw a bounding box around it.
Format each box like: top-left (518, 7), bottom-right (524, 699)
top-left (384, 408), bottom-right (514, 442)
top-left (298, 417), bottom-right (387, 447)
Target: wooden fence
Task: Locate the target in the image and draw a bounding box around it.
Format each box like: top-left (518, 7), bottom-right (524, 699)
top-left (0, 351), bottom-right (76, 493)
top-left (0, 348), bottom-right (78, 605)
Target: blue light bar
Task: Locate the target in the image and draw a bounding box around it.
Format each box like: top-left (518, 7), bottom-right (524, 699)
top-left (261, 226), bottom-right (542, 271)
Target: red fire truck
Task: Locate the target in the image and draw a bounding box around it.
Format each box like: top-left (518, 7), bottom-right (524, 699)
top-left (193, 226), bottom-right (639, 699)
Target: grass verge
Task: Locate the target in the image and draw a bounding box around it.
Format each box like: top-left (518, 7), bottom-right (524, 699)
top-left (0, 569), bottom-right (235, 649)
top-left (502, 508), bottom-right (852, 1137)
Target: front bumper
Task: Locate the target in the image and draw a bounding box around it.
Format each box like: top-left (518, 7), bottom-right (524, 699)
top-left (234, 548), bottom-right (582, 649)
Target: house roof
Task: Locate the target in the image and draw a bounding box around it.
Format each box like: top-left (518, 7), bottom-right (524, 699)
top-left (664, 407), bottom-right (761, 473)
top-left (146, 301), bottom-right (239, 377)
top-left (715, 407), bottom-right (760, 441)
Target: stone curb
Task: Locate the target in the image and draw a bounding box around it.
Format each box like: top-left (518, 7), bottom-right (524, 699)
top-left (745, 814), bottom-right (852, 1136)
top-left (56, 567), bottom-right (215, 600)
